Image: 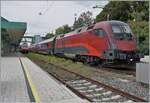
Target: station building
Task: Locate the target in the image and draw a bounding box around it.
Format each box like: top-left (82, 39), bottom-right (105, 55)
top-left (1, 17), bottom-right (27, 56)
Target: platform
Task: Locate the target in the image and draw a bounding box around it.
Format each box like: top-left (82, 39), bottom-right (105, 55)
top-left (1, 57), bottom-right (30, 102)
top-left (1, 57), bottom-right (88, 103)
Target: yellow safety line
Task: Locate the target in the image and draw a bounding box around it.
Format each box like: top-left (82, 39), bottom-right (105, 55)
top-left (21, 59), bottom-right (41, 103)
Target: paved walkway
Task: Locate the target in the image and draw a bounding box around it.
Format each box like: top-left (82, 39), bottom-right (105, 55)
top-left (20, 57), bottom-right (87, 103)
top-left (1, 57), bottom-right (30, 102)
top-left (1, 57), bottom-right (88, 103)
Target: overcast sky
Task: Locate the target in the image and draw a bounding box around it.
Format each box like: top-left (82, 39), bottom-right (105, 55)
top-left (1, 1), bottom-right (108, 36)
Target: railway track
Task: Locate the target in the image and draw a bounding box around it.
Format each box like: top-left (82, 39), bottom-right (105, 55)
top-left (96, 66), bottom-right (136, 76)
top-left (46, 63), bottom-right (147, 102)
top-left (55, 55), bottom-right (136, 76)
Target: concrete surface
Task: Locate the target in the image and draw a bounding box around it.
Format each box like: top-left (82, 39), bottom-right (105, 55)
top-left (1, 57), bottom-right (30, 102)
top-left (20, 57), bottom-right (88, 103)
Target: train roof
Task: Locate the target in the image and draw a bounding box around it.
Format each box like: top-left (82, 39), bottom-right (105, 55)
top-left (103, 20), bottom-right (128, 25)
top-left (32, 20), bottom-right (128, 45)
top-left (38, 37), bottom-right (55, 44)
top-left (56, 20), bottom-right (128, 39)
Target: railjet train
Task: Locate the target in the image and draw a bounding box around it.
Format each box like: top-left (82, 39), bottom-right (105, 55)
top-left (28, 20), bottom-right (143, 65)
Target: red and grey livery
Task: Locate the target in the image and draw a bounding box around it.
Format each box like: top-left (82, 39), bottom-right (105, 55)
top-left (20, 43), bottom-right (29, 54)
top-left (29, 20), bottom-right (143, 64)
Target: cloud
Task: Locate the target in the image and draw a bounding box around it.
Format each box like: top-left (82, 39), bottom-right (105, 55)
top-left (1, 1), bottom-right (108, 36)
top-left (73, 1), bottom-right (108, 8)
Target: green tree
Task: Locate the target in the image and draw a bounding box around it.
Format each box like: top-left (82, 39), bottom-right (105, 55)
top-left (55, 27), bottom-right (64, 35)
top-left (129, 1), bottom-right (149, 21)
top-left (95, 1), bottom-right (149, 22)
top-left (96, 1), bottom-right (131, 22)
top-left (63, 25), bottom-right (72, 33)
top-left (55, 24), bottom-right (71, 35)
top-left (45, 32), bottom-right (54, 38)
top-left (128, 20), bottom-right (149, 55)
top-left (73, 11), bottom-right (93, 29)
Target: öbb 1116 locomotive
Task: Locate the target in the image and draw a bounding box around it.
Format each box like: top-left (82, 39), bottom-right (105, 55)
top-left (29, 20), bottom-right (143, 65)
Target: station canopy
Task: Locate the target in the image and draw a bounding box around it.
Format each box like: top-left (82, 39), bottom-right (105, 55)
top-left (1, 17), bottom-right (27, 45)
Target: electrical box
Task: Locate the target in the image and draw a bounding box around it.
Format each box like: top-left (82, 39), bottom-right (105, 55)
top-left (136, 63), bottom-right (149, 84)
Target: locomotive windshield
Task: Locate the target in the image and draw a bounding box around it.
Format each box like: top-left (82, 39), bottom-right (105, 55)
top-left (21, 43), bottom-right (28, 48)
top-left (112, 24), bottom-right (133, 40)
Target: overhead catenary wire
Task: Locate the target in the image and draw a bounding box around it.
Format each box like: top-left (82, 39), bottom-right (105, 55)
top-left (39, 1), bottom-right (55, 15)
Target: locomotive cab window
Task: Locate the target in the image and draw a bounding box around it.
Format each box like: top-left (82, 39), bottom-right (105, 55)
top-left (112, 24), bottom-right (133, 40)
top-left (112, 25), bottom-right (122, 33)
top-left (94, 29), bottom-right (106, 37)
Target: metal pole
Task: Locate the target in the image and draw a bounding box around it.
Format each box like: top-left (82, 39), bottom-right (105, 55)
top-left (136, 11), bottom-right (140, 49)
top-left (107, 14), bottom-right (109, 21)
top-left (93, 5), bottom-right (110, 21)
top-left (74, 13), bottom-right (77, 22)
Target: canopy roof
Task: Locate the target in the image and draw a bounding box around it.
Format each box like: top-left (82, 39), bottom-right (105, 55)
top-left (1, 17), bottom-right (27, 45)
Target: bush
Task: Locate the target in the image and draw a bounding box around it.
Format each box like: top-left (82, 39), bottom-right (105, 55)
top-left (128, 20), bottom-right (149, 55)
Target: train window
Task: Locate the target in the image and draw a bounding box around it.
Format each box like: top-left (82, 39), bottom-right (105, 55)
top-left (94, 29), bottom-right (106, 37)
top-left (114, 33), bottom-right (133, 40)
top-left (41, 43), bottom-right (48, 49)
top-left (112, 25), bottom-right (122, 33)
top-left (121, 25), bottom-right (131, 33)
top-left (112, 25), bottom-right (131, 33)
top-left (112, 25), bottom-right (133, 40)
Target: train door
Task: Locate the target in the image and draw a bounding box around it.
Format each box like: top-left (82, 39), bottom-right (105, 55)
top-left (91, 28), bottom-right (109, 56)
top-left (52, 36), bottom-right (57, 54)
top-left (60, 35), bottom-right (65, 54)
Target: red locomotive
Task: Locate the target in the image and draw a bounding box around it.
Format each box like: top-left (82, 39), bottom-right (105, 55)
top-left (30, 20), bottom-right (142, 65)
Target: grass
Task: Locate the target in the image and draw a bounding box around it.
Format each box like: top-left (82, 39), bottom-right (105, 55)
top-left (25, 52), bottom-right (135, 80)
top-left (25, 53), bottom-right (94, 78)
top-left (24, 52), bottom-right (149, 95)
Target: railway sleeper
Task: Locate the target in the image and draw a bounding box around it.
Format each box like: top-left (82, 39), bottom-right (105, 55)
top-left (46, 61), bottom-right (146, 102)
